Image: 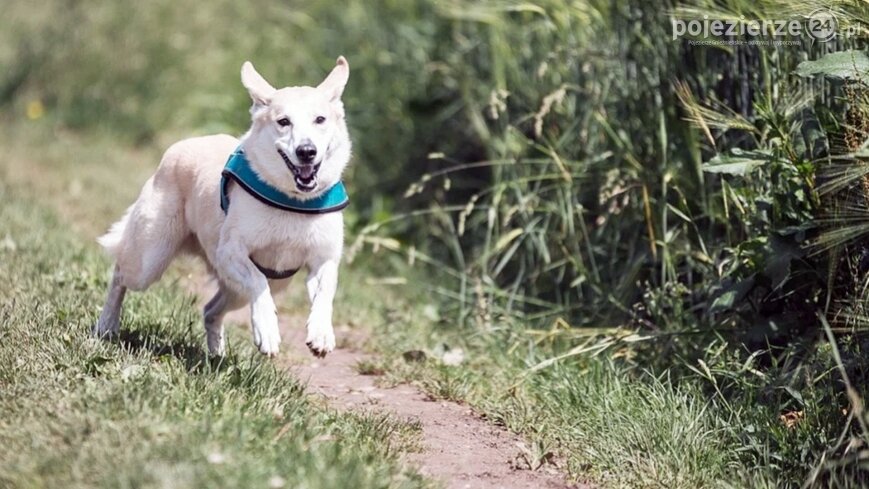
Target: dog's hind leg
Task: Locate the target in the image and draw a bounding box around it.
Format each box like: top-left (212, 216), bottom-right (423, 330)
top-left (95, 179), bottom-right (187, 339)
top-left (94, 265), bottom-right (127, 338)
top-left (102, 175), bottom-right (189, 292)
top-left (203, 284), bottom-right (245, 355)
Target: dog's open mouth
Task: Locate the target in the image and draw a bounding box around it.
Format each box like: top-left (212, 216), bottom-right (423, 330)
top-left (278, 149), bottom-right (319, 192)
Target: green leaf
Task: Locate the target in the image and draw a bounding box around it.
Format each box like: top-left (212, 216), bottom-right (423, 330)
top-left (666, 203), bottom-right (692, 223)
top-left (764, 233), bottom-right (805, 291)
top-left (710, 290), bottom-right (738, 313)
top-left (795, 50), bottom-right (869, 83)
top-left (493, 228), bottom-right (524, 253)
top-left (710, 276), bottom-right (755, 313)
top-left (782, 386), bottom-right (806, 407)
top-left (702, 148), bottom-right (773, 176)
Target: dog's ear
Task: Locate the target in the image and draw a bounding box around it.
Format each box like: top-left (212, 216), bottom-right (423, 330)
top-left (241, 61), bottom-right (276, 107)
top-left (317, 56), bottom-right (349, 102)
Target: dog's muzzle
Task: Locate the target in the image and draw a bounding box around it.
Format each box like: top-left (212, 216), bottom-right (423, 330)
top-left (278, 149), bottom-right (320, 192)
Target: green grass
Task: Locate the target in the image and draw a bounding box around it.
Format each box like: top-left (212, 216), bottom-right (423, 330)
top-left (0, 149), bottom-right (430, 488)
top-left (2, 85), bottom-right (866, 489)
top-left (340, 289), bottom-right (869, 488)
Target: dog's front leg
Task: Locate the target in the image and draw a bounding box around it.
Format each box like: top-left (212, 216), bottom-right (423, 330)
top-left (215, 237), bottom-right (281, 356)
top-left (304, 259), bottom-right (339, 357)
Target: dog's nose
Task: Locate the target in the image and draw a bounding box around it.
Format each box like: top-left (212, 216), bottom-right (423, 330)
top-left (295, 143), bottom-right (317, 162)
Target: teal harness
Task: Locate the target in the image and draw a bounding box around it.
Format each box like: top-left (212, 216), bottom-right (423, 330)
top-left (219, 148), bottom-right (349, 279)
top-left (220, 148), bottom-right (349, 214)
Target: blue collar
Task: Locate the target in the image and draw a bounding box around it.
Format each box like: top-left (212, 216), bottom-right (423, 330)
top-left (220, 148), bottom-right (349, 214)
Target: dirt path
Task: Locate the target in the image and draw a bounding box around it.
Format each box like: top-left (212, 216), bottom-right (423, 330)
top-left (189, 275), bottom-right (585, 489)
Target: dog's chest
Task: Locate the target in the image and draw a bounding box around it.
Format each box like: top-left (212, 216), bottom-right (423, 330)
top-left (232, 202), bottom-right (344, 272)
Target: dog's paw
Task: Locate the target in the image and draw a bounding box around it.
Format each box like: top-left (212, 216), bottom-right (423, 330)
top-left (206, 329), bottom-right (226, 356)
top-left (252, 310), bottom-right (281, 357)
top-left (253, 324), bottom-right (281, 356)
top-left (305, 322), bottom-right (335, 358)
top-left (92, 320), bottom-right (118, 339)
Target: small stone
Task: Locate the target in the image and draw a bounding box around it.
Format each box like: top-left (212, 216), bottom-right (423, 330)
top-left (207, 452), bottom-right (226, 464)
top-left (1, 235), bottom-right (17, 252)
top-left (68, 179), bottom-right (83, 197)
top-left (403, 350), bottom-right (426, 362)
top-left (121, 364), bottom-right (144, 381)
top-left (442, 348), bottom-right (465, 366)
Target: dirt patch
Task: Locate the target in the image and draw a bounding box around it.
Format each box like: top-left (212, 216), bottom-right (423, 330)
top-left (189, 275), bottom-right (588, 489)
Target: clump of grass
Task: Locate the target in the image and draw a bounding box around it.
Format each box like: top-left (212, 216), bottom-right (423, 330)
top-left (355, 358), bottom-right (388, 376)
top-left (418, 366), bottom-right (473, 402)
top-left (528, 364), bottom-right (735, 487)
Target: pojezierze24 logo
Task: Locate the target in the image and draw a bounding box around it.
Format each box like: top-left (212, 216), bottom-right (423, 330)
top-left (672, 9), bottom-right (851, 42)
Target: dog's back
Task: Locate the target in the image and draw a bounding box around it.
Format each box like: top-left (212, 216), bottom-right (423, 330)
top-left (98, 134), bottom-right (238, 290)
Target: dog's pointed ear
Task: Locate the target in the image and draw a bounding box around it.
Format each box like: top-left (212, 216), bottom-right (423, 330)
top-left (241, 61), bottom-right (275, 107)
top-left (317, 56), bottom-right (349, 102)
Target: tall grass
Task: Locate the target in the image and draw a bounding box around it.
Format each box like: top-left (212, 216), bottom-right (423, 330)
top-left (354, 0), bottom-right (869, 485)
top-left (369, 0), bottom-right (863, 332)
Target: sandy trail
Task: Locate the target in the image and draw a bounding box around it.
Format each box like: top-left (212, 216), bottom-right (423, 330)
top-left (188, 274), bottom-right (586, 489)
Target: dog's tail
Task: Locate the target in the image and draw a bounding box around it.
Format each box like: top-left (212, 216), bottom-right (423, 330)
top-left (97, 205), bottom-right (133, 259)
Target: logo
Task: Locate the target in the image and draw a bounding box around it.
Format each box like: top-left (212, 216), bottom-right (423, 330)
top-left (671, 10), bottom-right (853, 46)
top-left (806, 9), bottom-right (839, 42)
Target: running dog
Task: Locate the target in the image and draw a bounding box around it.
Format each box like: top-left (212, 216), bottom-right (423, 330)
top-left (94, 57), bottom-right (352, 358)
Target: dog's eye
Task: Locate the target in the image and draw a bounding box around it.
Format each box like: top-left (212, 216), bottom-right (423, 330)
top-left (314, 116), bottom-right (326, 124)
top-left (276, 117), bottom-right (291, 127)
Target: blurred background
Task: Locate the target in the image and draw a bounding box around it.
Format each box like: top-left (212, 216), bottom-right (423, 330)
top-left (4, 0), bottom-right (861, 333)
top-left (3, 0), bottom-right (869, 486)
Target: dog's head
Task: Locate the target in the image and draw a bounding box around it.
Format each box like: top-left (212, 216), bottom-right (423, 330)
top-left (239, 57), bottom-right (351, 197)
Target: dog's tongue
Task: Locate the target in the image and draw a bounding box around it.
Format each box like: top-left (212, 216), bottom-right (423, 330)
top-left (297, 165), bottom-right (317, 179)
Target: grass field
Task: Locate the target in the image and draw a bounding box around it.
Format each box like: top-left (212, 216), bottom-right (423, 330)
top-left (0, 122), bottom-right (433, 489)
top-left (0, 118), bottom-right (861, 488)
top-left (358, 291), bottom-right (865, 488)
top-left (0, 109), bottom-right (747, 489)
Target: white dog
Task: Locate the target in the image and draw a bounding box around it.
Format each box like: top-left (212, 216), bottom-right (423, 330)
top-left (94, 57), bottom-right (352, 357)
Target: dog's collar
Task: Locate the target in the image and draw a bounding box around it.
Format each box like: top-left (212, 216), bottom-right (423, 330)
top-left (220, 148), bottom-right (349, 214)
